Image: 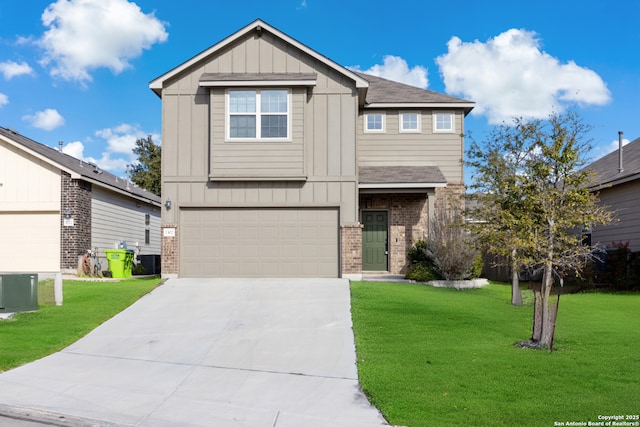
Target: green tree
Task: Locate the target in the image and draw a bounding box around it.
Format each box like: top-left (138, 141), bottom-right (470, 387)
top-left (466, 120), bottom-right (539, 306)
top-left (466, 111), bottom-right (613, 351)
top-left (128, 135), bottom-right (161, 196)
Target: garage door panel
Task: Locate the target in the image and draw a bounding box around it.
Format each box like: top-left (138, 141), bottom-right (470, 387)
top-left (0, 213), bottom-right (60, 272)
top-left (180, 208), bottom-right (338, 278)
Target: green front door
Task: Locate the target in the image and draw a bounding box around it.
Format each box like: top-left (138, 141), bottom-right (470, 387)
top-left (362, 211), bottom-right (388, 271)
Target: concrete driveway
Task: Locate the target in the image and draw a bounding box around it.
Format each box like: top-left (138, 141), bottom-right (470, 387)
top-left (0, 278), bottom-right (388, 427)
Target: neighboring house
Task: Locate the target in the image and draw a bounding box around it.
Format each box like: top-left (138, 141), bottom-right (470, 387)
top-left (585, 135), bottom-right (640, 252)
top-left (0, 127), bottom-right (161, 277)
top-left (150, 19), bottom-right (474, 279)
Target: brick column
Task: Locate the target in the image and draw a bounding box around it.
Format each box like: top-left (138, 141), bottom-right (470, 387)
top-left (60, 172), bottom-right (92, 271)
top-left (161, 224), bottom-right (178, 278)
top-left (341, 223), bottom-right (363, 278)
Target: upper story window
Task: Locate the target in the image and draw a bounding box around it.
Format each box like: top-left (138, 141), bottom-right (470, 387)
top-left (400, 112), bottom-right (421, 133)
top-left (365, 113), bottom-right (385, 133)
top-left (227, 89), bottom-right (290, 140)
top-left (433, 111), bottom-right (454, 133)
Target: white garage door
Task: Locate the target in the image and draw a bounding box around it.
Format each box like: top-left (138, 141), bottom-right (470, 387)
top-left (0, 212), bottom-right (60, 272)
top-left (180, 207), bottom-right (339, 278)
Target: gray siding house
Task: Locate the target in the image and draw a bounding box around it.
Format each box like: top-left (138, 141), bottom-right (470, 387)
top-left (0, 127), bottom-right (161, 276)
top-left (150, 19), bottom-right (473, 279)
top-left (586, 135), bottom-right (640, 252)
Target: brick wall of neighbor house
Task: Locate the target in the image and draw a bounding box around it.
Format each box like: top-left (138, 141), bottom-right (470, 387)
top-left (434, 184), bottom-right (465, 211)
top-left (161, 224), bottom-right (178, 276)
top-left (60, 172), bottom-right (92, 270)
top-left (341, 223), bottom-right (363, 275)
top-left (360, 194), bottom-right (429, 275)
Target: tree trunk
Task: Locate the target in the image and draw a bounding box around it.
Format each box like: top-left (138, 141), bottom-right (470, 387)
top-left (548, 294), bottom-right (560, 351)
top-left (539, 263), bottom-right (555, 350)
top-left (528, 266), bottom-right (558, 351)
top-left (511, 249), bottom-right (522, 306)
top-left (531, 287), bottom-right (542, 341)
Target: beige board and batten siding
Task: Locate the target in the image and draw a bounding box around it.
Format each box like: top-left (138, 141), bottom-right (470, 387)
top-left (161, 29), bottom-right (359, 226)
top-left (0, 137), bottom-right (61, 271)
top-left (91, 186), bottom-right (161, 256)
top-left (179, 207), bottom-right (339, 277)
top-left (591, 181), bottom-right (640, 252)
top-left (358, 110), bottom-right (465, 184)
top-left (208, 86), bottom-right (305, 179)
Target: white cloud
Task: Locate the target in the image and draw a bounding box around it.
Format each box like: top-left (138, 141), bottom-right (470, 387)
top-left (90, 123), bottom-right (160, 173)
top-left (0, 61), bottom-right (34, 79)
top-left (436, 29), bottom-right (611, 124)
top-left (592, 136), bottom-right (631, 161)
top-left (61, 140), bottom-right (85, 158)
top-left (60, 124), bottom-right (160, 174)
top-left (351, 55), bottom-right (429, 89)
top-left (0, 93), bottom-right (8, 108)
top-left (23, 108), bottom-right (65, 130)
top-left (38, 0), bottom-right (168, 83)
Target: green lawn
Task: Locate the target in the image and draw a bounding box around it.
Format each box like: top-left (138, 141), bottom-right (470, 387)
top-left (350, 281), bottom-right (640, 427)
top-left (0, 277), bottom-right (162, 373)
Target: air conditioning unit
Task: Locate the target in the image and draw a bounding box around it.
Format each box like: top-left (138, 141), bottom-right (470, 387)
top-left (0, 274), bottom-right (38, 313)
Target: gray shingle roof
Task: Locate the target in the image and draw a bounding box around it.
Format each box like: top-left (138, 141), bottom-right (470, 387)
top-left (0, 127), bottom-right (160, 205)
top-left (354, 71), bottom-right (473, 109)
top-left (359, 166), bottom-right (446, 185)
top-left (585, 137), bottom-right (640, 188)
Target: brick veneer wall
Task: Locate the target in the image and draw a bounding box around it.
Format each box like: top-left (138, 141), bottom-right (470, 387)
top-left (60, 172), bottom-right (92, 270)
top-left (341, 223), bottom-right (363, 275)
top-left (434, 184), bottom-right (465, 211)
top-left (161, 224), bottom-right (178, 276)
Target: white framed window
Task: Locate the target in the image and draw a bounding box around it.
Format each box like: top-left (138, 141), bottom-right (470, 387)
top-left (400, 111), bottom-right (421, 133)
top-left (433, 111), bottom-right (454, 133)
top-left (365, 112), bottom-right (385, 133)
top-left (227, 89), bottom-right (290, 140)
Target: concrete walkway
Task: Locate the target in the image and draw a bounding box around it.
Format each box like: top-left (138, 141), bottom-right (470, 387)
top-left (0, 278), bottom-right (388, 427)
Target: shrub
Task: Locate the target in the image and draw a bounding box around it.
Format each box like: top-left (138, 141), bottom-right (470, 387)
top-left (405, 198), bottom-right (483, 282)
top-left (468, 252), bottom-right (484, 279)
top-left (424, 198), bottom-right (481, 281)
top-left (407, 239), bottom-right (428, 264)
top-left (406, 262), bottom-right (438, 282)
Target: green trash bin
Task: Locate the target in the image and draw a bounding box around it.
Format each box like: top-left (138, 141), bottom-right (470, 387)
top-left (104, 249), bottom-right (135, 278)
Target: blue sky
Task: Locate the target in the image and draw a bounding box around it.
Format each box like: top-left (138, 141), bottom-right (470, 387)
top-left (1, 0), bottom-right (638, 180)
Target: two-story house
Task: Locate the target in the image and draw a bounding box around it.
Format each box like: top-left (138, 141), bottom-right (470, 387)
top-left (150, 19), bottom-right (473, 279)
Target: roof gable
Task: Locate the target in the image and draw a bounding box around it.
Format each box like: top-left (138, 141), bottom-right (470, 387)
top-left (149, 19), bottom-right (369, 96)
top-left (586, 137), bottom-right (640, 188)
top-left (0, 127), bottom-right (160, 205)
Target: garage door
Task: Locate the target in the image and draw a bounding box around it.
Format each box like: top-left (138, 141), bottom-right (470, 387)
top-left (0, 212), bottom-right (60, 272)
top-left (180, 208), bottom-right (339, 278)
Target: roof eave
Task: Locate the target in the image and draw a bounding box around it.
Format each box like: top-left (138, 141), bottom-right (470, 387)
top-left (365, 102), bottom-right (475, 111)
top-left (81, 175), bottom-right (161, 206)
top-left (589, 171), bottom-right (640, 191)
top-left (359, 183), bottom-right (447, 189)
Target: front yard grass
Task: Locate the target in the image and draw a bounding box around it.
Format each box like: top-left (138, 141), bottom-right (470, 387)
top-left (350, 281), bottom-right (640, 427)
top-left (0, 277), bottom-right (162, 373)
